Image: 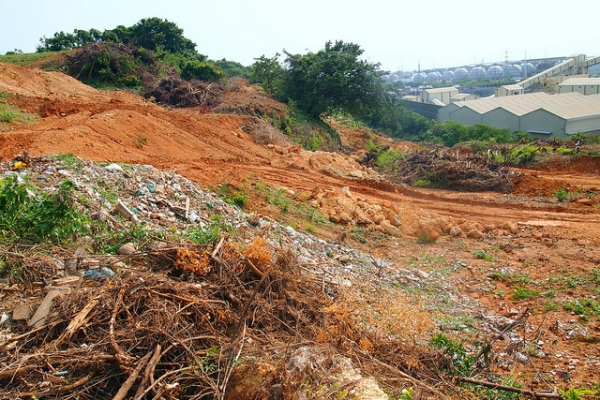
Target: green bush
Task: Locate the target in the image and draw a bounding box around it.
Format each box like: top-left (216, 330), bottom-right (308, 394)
top-left (181, 60), bottom-right (224, 81)
top-left (376, 149), bottom-right (405, 173)
top-left (0, 175), bottom-right (89, 243)
top-left (553, 188), bottom-right (569, 202)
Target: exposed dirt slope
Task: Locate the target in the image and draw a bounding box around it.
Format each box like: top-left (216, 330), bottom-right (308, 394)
top-left (2, 62), bottom-right (600, 392)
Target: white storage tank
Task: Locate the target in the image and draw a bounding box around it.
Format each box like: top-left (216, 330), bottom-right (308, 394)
top-left (453, 67), bottom-right (469, 80)
top-left (504, 64), bottom-right (522, 78)
top-left (468, 66), bottom-right (486, 79)
top-left (485, 65), bottom-right (504, 80)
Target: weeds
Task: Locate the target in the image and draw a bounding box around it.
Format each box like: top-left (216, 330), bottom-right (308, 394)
top-left (265, 187), bottom-right (292, 213)
top-left (512, 286), bottom-right (541, 300)
top-left (133, 134), bottom-right (148, 148)
top-left (211, 183), bottom-right (248, 209)
top-left (430, 333), bottom-right (474, 376)
top-left (563, 298), bottom-right (600, 321)
top-left (474, 249), bottom-right (495, 262)
top-left (554, 187), bottom-right (569, 202)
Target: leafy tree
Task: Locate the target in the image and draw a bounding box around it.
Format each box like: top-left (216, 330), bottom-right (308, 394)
top-left (180, 60), bottom-right (224, 81)
top-left (362, 93), bottom-right (433, 139)
top-left (281, 41), bottom-right (384, 119)
top-left (37, 31), bottom-right (77, 52)
top-left (129, 18), bottom-right (196, 53)
top-left (251, 53), bottom-right (283, 94)
top-left (212, 58), bottom-right (251, 78)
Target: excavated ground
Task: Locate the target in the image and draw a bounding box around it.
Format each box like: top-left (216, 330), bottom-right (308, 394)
top-left (1, 62), bottom-right (600, 396)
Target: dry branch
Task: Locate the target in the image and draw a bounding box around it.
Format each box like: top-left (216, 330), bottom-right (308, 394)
top-left (113, 351), bottom-right (153, 400)
top-left (456, 376), bottom-right (561, 398)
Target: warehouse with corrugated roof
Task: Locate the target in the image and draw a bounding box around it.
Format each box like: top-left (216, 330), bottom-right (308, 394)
top-left (558, 78), bottom-right (600, 95)
top-left (437, 92), bottom-right (600, 138)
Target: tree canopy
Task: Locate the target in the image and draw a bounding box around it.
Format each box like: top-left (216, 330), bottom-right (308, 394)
top-left (37, 18), bottom-right (197, 54)
top-left (279, 41), bottom-right (384, 119)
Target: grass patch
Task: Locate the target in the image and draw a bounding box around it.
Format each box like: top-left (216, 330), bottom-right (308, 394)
top-left (0, 97), bottom-right (38, 127)
top-left (563, 298), bottom-right (600, 321)
top-left (473, 249), bottom-right (495, 262)
top-left (512, 286), bottom-right (541, 300)
top-left (0, 51), bottom-right (65, 67)
top-left (211, 183), bottom-right (248, 209)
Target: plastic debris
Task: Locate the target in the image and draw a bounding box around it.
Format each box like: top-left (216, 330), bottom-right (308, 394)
top-left (83, 267), bottom-right (117, 280)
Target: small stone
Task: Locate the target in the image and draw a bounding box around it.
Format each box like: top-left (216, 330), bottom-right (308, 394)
top-left (118, 243), bottom-right (137, 255)
top-left (105, 163), bottom-right (123, 172)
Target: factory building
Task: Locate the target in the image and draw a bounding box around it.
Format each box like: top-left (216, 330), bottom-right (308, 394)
top-left (558, 78), bottom-right (600, 95)
top-left (438, 92), bottom-right (600, 138)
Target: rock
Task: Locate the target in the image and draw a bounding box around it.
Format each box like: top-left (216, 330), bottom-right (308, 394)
top-left (286, 145), bottom-right (302, 154)
top-left (350, 377), bottom-right (388, 400)
top-left (12, 304), bottom-right (34, 321)
top-left (576, 198), bottom-right (593, 206)
top-left (340, 186), bottom-right (353, 198)
top-left (105, 163), bottom-right (123, 172)
top-left (501, 221), bottom-right (518, 234)
top-left (353, 208), bottom-right (373, 225)
top-left (467, 229), bottom-right (484, 239)
top-left (449, 225), bottom-right (463, 237)
top-left (118, 243), bottom-right (137, 255)
top-left (418, 225), bottom-right (440, 242)
top-left (338, 211), bottom-right (353, 223)
top-left (380, 220), bottom-right (402, 235)
top-left (224, 360), bottom-right (276, 400)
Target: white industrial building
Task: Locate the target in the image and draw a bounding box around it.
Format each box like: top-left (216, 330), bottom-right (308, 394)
top-left (558, 78), bottom-right (600, 95)
top-left (438, 92), bottom-right (600, 138)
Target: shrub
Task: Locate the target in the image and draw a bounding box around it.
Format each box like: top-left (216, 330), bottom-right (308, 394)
top-left (181, 60), bottom-right (224, 81)
top-left (0, 175), bottom-right (89, 243)
top-left (376, 149), bottom-right (405, 173)
top-left (553, 187), bottom-right (569, 202)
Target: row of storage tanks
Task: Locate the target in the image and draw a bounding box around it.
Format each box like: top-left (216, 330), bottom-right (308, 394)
top-left (383, 61), bottom-right (562, 83)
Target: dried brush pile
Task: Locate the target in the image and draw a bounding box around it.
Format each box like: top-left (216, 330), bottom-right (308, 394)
top-left (145, 78), bottom-right (225, 108)
top-left (389, 149), bottom-right (513, 193)
top-left (0, 237), bottom-right (329, 399)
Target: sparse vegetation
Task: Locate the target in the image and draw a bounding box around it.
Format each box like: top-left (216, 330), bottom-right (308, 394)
top-left (554, 187), bottom-right (570, 202)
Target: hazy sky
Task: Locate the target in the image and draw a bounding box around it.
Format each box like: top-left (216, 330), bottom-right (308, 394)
top-left (1, 0), bottom-right (598, 72)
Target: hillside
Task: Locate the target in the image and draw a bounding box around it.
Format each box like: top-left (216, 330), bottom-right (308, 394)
top-left (1, 61), bottom-right (600, 399)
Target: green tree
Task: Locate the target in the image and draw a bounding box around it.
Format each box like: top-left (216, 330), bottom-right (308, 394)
top-left (213, 58), bottom-right (251, 78)
top-left (180, 60), bottom-right (224, 81)
top-left (37, 31), bottom-right (77, 52)
top-left (129, 18), bottom-right (196, 53)
top-left (281, 40), bottom-right (384, 119)
top-left (251, 53), bottom-right (282, 94)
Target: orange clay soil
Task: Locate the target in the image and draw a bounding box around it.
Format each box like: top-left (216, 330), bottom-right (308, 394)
top-left (1, 62), bottom-right (600, 390)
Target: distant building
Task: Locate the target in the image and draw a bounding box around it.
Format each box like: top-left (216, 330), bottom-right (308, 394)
top-left (496, 84), bottom-right (524, 97)
top-left (558, 78), bottom-right (600, 95)
top-left (420, 87), bottom-right (459, 106)
top-left (438, 92), bottom-right (600, 138)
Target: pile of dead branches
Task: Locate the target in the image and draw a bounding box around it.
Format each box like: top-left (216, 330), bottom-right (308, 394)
top-left (0, 239), bottom-right (327, 399)
top-left (389, 149), bottom-right (513, 193)
top-left (145, 78), bottom-right (225, 108)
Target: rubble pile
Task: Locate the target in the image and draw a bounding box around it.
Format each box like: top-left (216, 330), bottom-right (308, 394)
top-left (268, 144), bottom-right (383, 181)
top-left (0, 154), bottom-right (417, 399)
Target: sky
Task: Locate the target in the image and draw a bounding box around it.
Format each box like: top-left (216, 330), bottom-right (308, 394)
top-left (1, 0), bottom-right (598, 73)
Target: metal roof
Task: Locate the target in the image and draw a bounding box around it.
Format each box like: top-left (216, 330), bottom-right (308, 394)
top-left (452, 92), bottom-right (600, 120)
top-left (425, 87), bottom-right (459, 94)
top-left (500, 84), bottom-right (524, 91)
top-left (559, 77), bottom-right (600, 86)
